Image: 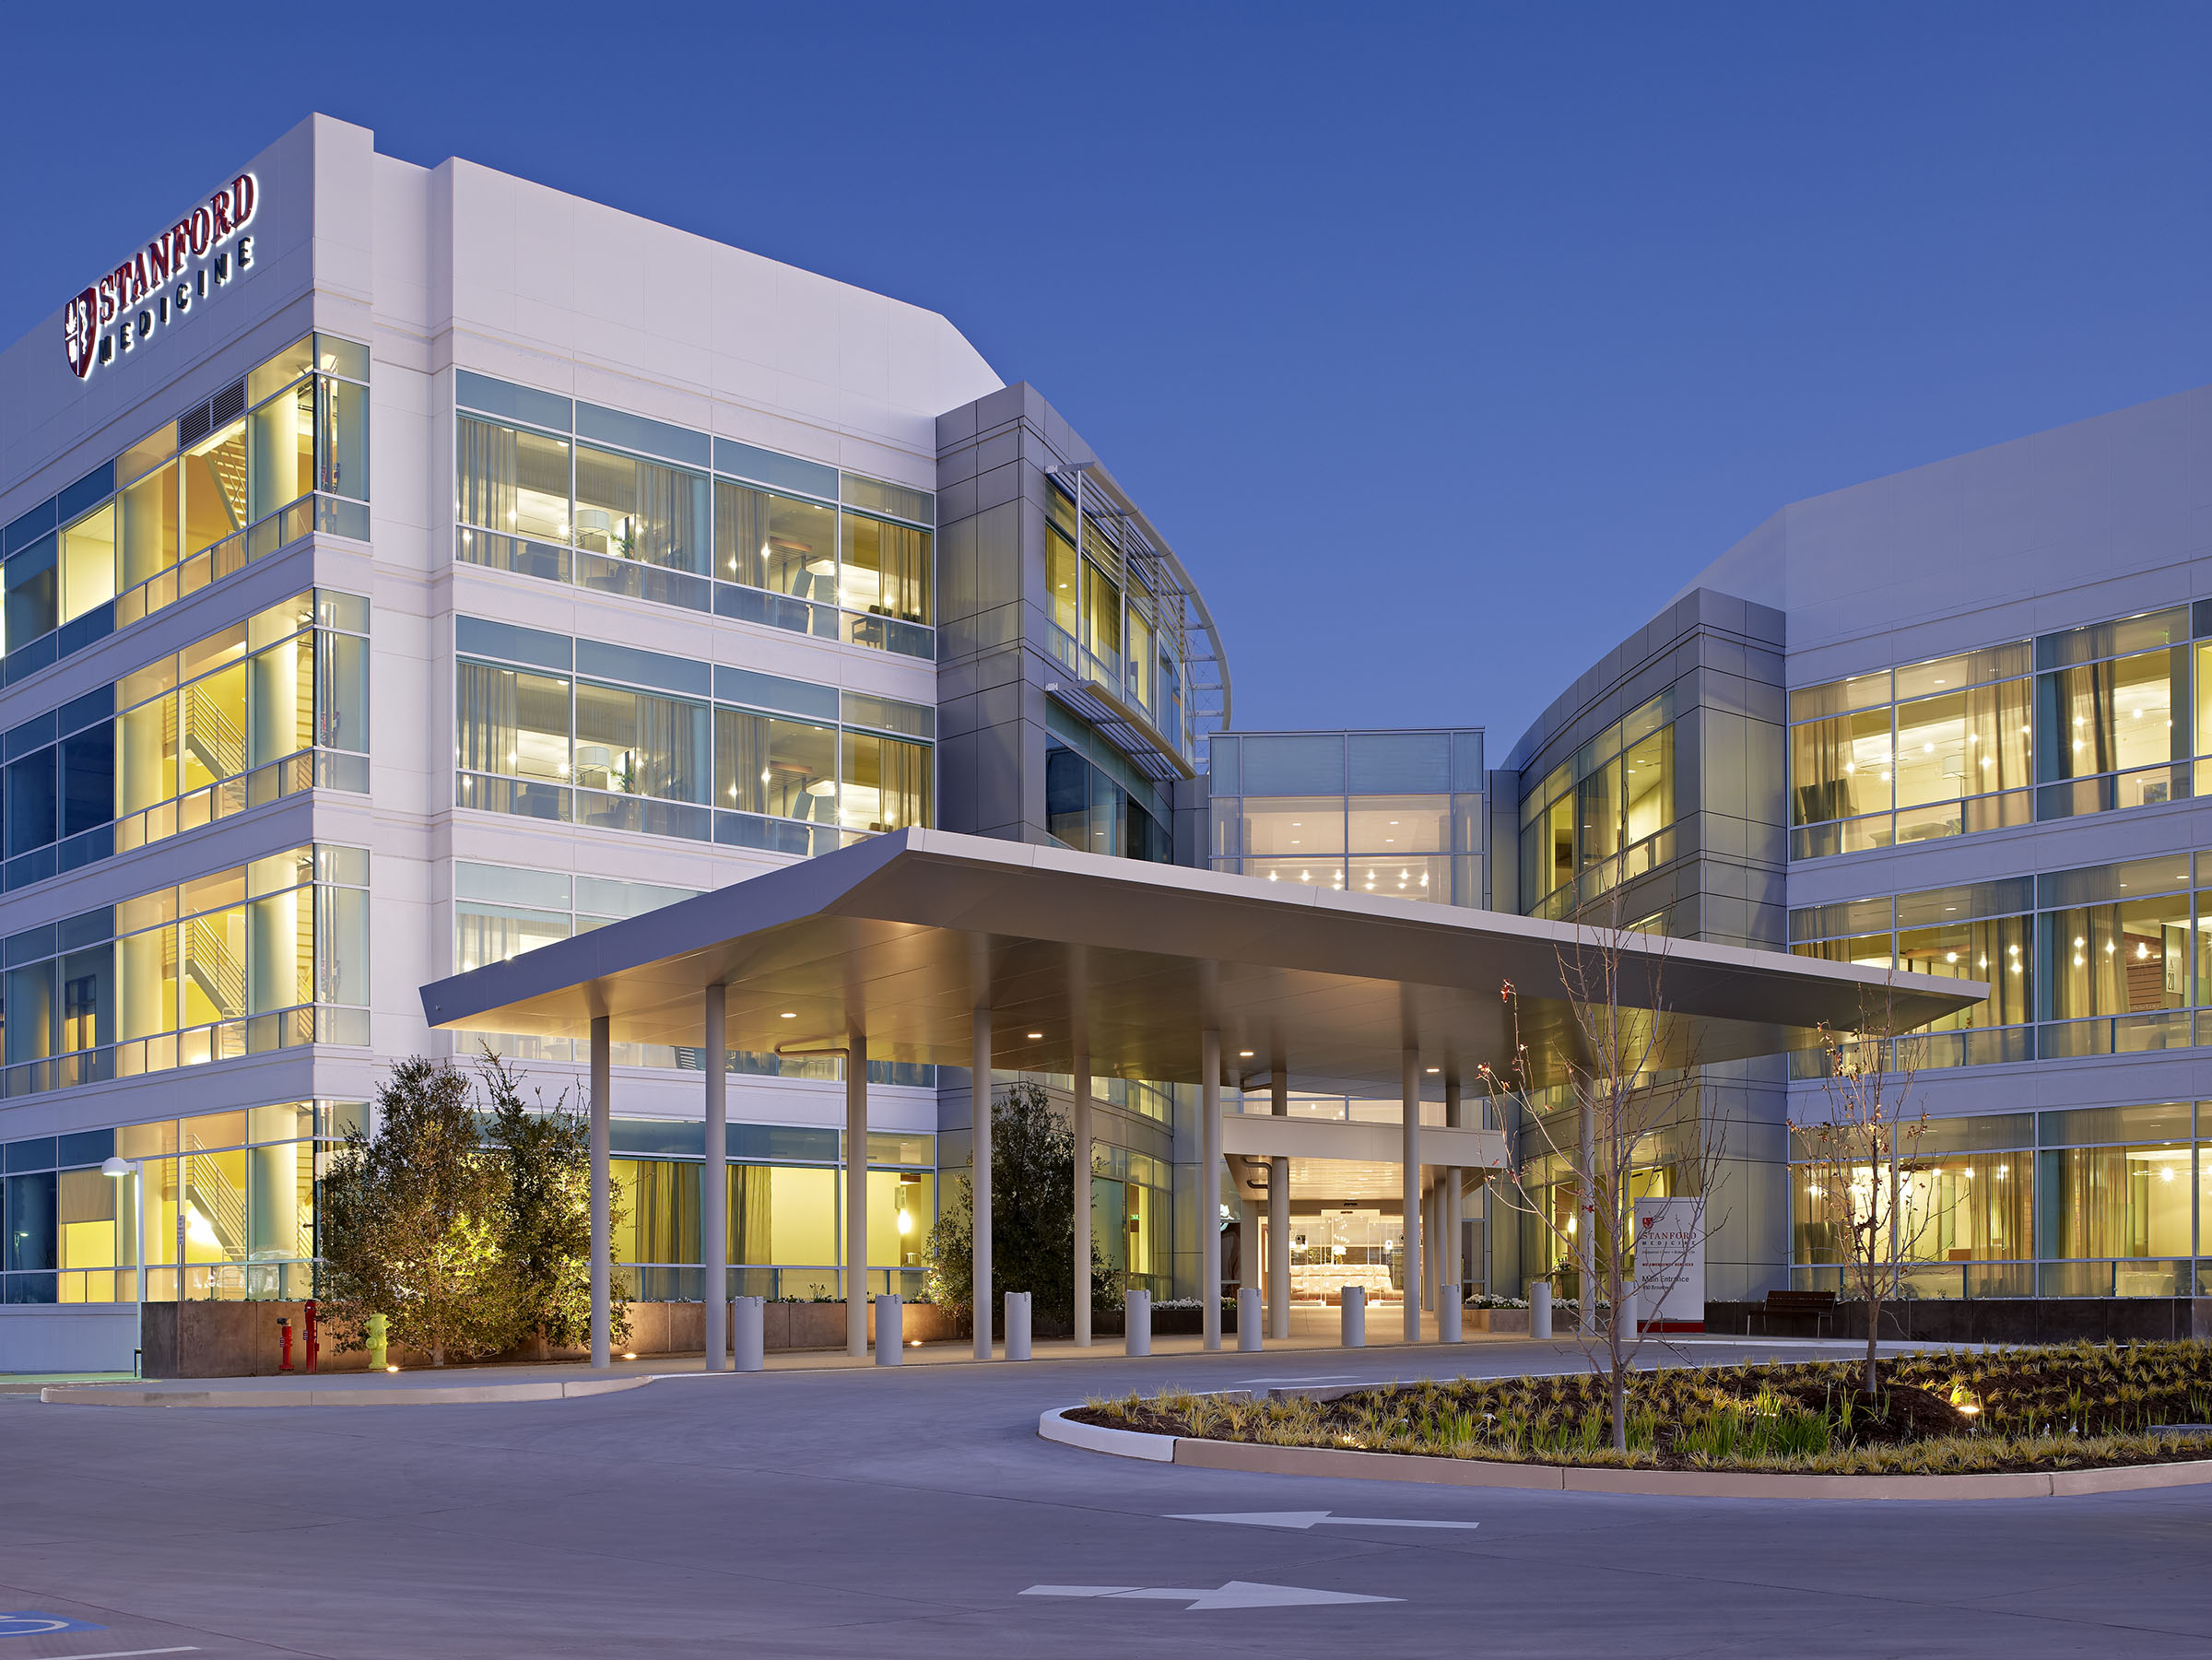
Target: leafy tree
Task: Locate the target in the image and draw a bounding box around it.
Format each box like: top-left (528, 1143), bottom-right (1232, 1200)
top-left (319, 1056), bottom-right (526, 1366)
top-left (924, 1079), bottom-right (1119, 1330)
top-left (479, 1052), bottom-right (629, 1353)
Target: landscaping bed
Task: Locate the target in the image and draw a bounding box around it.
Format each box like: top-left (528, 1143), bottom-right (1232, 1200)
top-left (1076, 1342), bottom-right (2212, 1476)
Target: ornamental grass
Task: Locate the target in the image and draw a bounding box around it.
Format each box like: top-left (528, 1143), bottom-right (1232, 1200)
top-left (1080, 1342), bottom-right (2212, 1476)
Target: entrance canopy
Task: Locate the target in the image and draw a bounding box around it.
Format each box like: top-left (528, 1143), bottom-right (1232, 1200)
top-left (420, 829), bottom-right (1978, 1090)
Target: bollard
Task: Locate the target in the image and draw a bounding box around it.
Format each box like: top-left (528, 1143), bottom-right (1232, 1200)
top-left (1620, 1289), bottom-right (1639, 1339)
top-left (1439, 1284), bottom-right (1463, 1344)
top-left (1124, 1289), bottom-right (1152, 1357)
top-left (1530, 1279), bottom-right (1552, 1339)
top-left (277, 1316), bottom-right (294, 1372)
top-left (733, 1296), bottom-right (765, 1372)
top-left (304, 1298), bottom-right (320, 1373)
top-left (1340, 1285), bottom-right (1366, 1348)
top-left (1237, 1287), bottom-right (1263, 1352)
top-left (876, 1294), bottom-right (903, 1366)
top-left (1005, 1291), bottom-right (1032, 1361)
top-left (366, 1313), bottom-right (388, 1370)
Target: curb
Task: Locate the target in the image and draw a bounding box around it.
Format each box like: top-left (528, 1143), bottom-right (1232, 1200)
top-left (1037, 1407), bottom-right (2212, 1501)
top-left (40, 1376), bottom-right (655, 1407)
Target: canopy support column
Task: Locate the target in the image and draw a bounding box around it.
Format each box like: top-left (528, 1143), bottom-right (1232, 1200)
top-left (703, 986), bottom-right (727, 1372)
top-left (1269, 1069), bottom-right (1289, 1342)
top-left (590, 1015), bottom-right (611, 1370)
top-left (1402, 1047), bottom-right (1421, 1345)
top-left (846, 1016), bottom-right (868, 1358)
top-left (972, 1007), bottom-right (993, 1361)
top-left (1073, 1045), bottom-right (1091, 1348)
top-left (1201, 1029), bottom-right (1222, 1351)
top-left (1444, 1077), bottom-right (1464, 1301)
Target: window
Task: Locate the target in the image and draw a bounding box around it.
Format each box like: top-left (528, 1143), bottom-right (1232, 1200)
top-left (574, 445), bottom-right (708, 573)
top-left (2041, 646), bottom-right (2180, 782)
top-left (840, 731), bottom-right (931, 833)
top-left (181, 421), bottom-right (248, 561)
top-left (714, 480), bottom-right (834, 598)
top-left (839, 512), bottom-right (931, 624)
top-left (574, 683), bottom-right (710, 804)
top-left (457, 417), bottom-right (571, 542)
top-left (456, 662), bottom-right (571, 782)
top-left (715, 709), bottom-right (837, 822)
top-left (1518, 693), bottom-right (1677, 912)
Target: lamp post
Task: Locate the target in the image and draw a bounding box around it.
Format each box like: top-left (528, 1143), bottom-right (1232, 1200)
top-left (100, 1155), bottom-right (145, 1376)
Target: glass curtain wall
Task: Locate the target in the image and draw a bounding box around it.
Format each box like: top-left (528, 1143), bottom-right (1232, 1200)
top-left (1793, 853), bottom-right (2212, 1071)
top-left (1791, 1103), bottom-right (2212, 1299)
top-left (5, 334), bottom-right (370, 672)
top-left (1789, 609), bottom-right (2212, 860)
top-left (452, 374), bottom-right (936, 663)
top-left (1515, 692), bottom-right (1677, 919)
top-left (0, 1103), bottom-right (361, 1305)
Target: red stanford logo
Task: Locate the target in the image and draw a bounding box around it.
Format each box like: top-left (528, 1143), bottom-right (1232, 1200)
top-left (65, 172), bottom-right (259, 381)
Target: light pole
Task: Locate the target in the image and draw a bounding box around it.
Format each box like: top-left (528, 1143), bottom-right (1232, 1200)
top-left (100, 1156), bottom-right (144, 1376)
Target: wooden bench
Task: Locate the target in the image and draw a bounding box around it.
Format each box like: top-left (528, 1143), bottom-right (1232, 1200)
top-left (1748, 1289), bottom-right (1837, 1337)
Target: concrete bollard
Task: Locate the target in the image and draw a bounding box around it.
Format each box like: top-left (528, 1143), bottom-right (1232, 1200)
top-left (1439, 1284), bottom-right (1463, 1343)
top-left (876, 1293), bottom-right (902, 1365)
top-left (734, 1296), bottom-right (765, 1372)
top-left (1006, 1291), bottom-right (1032, 1361)
top-left (1340, 1285), bottom-right (1366, 1348)
top-left (1125, 1289), bottom-right (1151, 1357)
top-left (1237, 1287), bottom-right (1263, 1352)
top-left (1620, 1289), bottom-right (1638, 1339)
top-left (1530, 1280), bottom-right (1552, 1339)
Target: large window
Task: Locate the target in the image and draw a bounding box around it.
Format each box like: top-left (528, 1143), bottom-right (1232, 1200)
top-left (0, 843), bottom-right (368, 1103)
top-left (1517, 691), bottom-right (1677, 917)
top-left (0, 1102), bottom-right (360, 1306)
top-left (453, 374), bottom-right (935, 662)
top-left (1789, 611), bottom-right (2212, 860)
top-left (1209, 730), bottom-right (1483, 905)
top-left (2, 333), bottom-right (372, 666)
top-left (454, 621), bottom-right (932, 847)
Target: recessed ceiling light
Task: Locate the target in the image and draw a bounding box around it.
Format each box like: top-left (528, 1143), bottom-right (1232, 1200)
top-left (1426, 1066), bottom-right (1441, 1074)
top-left (1239, 1050), bottom-right (1254, 1058)
top-left (780, 1012), bottom-right (796, 1018)
top-left (1026, 1031), bottom-right (1043, 1040)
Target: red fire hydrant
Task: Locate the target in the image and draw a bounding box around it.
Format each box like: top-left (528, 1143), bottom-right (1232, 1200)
top-left (277, 1316), bottom-right (294, 1372)
top-left (304, 1299), bottom-right (320, 1374)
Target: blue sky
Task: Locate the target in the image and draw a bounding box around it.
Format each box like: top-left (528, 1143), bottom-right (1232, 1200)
top-left (6, 3), bottom-right (2206, 752)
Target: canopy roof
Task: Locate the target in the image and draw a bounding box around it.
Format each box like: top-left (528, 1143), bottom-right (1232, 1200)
top-left (420, 829), bottom-right (1981, 1093)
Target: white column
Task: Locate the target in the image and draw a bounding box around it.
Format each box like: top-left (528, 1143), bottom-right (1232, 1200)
top-left (1443, 1077), bottom-right (1464, 1300)
top-left (1269, 1069), bottom-right (1289, 1342)
top-left (1201, 1029), bottom-right (1222, 1351)
top-left (1579, 1093), bottom-right (1597, 1336)
top-left (590, 1015), bottom-right (611, 1369)
top-left (702, 985), bottom-right (727, 1372)
top-left (1402, 1047), bottom-right (1421, 1344)
top-left (971, 1007), bottom-right (993, 1361)
top-left (846, 1016), bottom-right (868, 1359)
top-left (1073, 1045), bottom-right (1091, 1348)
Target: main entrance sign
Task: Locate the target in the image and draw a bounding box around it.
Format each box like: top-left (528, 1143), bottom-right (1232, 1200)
top-left (63, 172), bottom-right (259, 381)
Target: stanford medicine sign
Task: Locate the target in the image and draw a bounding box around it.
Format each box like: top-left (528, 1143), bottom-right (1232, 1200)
top-left (63, 173), bottom-right (259, 381)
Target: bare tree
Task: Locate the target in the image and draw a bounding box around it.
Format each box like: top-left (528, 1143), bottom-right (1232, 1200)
top-left (1799, 989), bottom-right (1928, 1396)
top-left (1479, 887), bottom-right (1726, 1453)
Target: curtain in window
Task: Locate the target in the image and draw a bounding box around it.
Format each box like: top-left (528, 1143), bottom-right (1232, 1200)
top-left (1963, 677), bottom-right (2032, 794)
top-left (735, 1165), bottom-right (773, 1264)
top-left (456, 418), bottom-right (517, 533)
top-left (455, 662), bottom-right (519, 777)
top-left (631, 692), bottom-right (708, 804)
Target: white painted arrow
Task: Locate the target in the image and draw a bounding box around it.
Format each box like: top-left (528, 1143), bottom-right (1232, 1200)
top-left (1022, 1582), bottom-right (1400, 1610)
top-left (1169, 1511), bottom-right (1480, 1531)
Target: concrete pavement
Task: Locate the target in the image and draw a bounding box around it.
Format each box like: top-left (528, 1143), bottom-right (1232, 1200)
top-left (4, 1336), bottom-right (2210, 1656)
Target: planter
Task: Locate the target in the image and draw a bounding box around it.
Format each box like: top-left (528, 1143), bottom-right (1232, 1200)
top-left (1468, 1308), bottom-right (1530, 1335)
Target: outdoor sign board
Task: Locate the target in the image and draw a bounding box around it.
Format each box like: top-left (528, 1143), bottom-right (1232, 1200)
top-left (63, 174), bottom-right (259, 381)
top-left (1633, 1196), bottom-right (1705, 1330)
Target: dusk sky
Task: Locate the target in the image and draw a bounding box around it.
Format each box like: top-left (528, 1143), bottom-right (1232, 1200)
top-left (6, 3), bottom-right (2206, 754)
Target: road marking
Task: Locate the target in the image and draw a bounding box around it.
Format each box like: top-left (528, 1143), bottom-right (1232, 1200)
top-left (1170, 1510), bottom-right (1479, 1531)
top-left (0, 1612), bottom-right (105, 1638)
top-left (1022, 1582), bottom-right (1398, 1610)
top-left (41, 1651), bottom-right (199, 1658)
